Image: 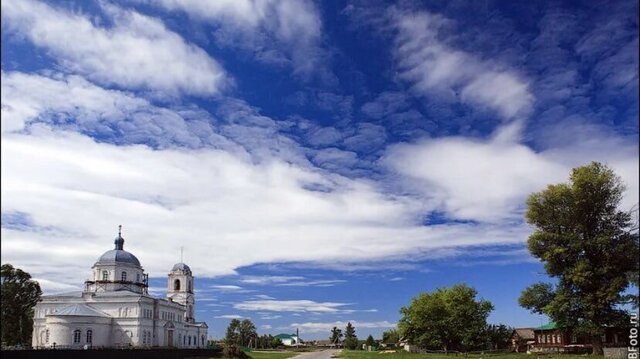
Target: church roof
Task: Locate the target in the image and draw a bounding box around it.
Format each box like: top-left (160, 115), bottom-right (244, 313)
top-left (49, 304), bottom-right (110, 317)
top-left (95, 226), bottom-right (141, 266)
top-left (171, 262), bottom-right (191, 272)
top-left (97, 249), bottom-right (141, 266)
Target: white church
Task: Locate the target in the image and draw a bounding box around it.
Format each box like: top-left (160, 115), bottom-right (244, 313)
top-left (31, 226), bottom-right (208, 349)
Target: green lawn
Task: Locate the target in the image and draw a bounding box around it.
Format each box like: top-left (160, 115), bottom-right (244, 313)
top-left (248, 351), bottom-right (301, 359)
top-left (338, 350), bottom-right (595, 359)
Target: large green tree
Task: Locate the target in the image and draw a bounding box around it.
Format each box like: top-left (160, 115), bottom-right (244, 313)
top-left (398, 284), bottom-right (493, 352)
top-left (1, 264), bottom-right (42, 348)
top-left (239, 319), bottom-right (257, 347)
top-left (519, 162), bottom-right (639, 355)
top-left (225, 319), bottom-right (241, 345)
top-left (344, 322), bottom-right (358, 350)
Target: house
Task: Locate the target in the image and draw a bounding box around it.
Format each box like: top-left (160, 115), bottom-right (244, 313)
top-left (510, 328), bottom-right (535, 352)
top-left (274, 333), bottom-right (301, 346)
top-left (532, 322), bottom-right (627, 353)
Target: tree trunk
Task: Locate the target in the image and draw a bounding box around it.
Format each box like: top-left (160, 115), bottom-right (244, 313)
top-left (591, 335), bottom-right (603, 356)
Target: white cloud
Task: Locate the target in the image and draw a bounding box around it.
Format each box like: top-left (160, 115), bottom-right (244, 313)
top-left (234, 300), bottom-right (350, 313)
top-left (215, 314), bottom-right (245, 319)
top-left (31, 278), bottom-right (80, 294)
top-left (240, 276), bottom-right (304, 285)
top-left (239, 275), bottom-right (345, 287)
top-left (148, 0), bottom-right (330, 81)
top-left (1, 127), bottom-right (537, 290)
top-left (0, 71), bottom-right (233, 150)
top-left (288, 320), bottom-right (396, 333)
top-left (390, 8), bottom-right (533, 120)
top-left (384, 131), bottom-right (639, 223)
top-left (1, 0), bottom-right (228, 96)
top-left (210, 285), bottom-right (252, 292)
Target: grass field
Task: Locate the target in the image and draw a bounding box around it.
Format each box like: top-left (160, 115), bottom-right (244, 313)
top-left (338, 350), bottom-right (595, 359)
top-left (248, 351), bottom-right (301, 359)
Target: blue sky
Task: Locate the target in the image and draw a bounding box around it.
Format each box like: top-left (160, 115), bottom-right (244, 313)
top-left (1, 0), bottom-right (638, 340)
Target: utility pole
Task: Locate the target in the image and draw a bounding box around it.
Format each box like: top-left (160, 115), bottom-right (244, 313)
top-left (296, 328), bottom-right (299, 349)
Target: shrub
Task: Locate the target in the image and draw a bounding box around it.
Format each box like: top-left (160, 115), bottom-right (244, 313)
top-left (223, 344), bottom-right (250, 359)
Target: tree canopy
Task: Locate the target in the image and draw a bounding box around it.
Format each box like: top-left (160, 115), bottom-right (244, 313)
top-left (330, 326), bottom-right (343, 345)
top-left (519, 162), bottom-right (639, 355)
top-left (1, 263), bottom-right (42, 348)
top-left (398, 283), bottom-right (493, 352)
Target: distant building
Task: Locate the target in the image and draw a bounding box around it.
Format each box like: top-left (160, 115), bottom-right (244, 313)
top-left (531, 322), bottom-right (627, 353)
top-left (31, 227), bottom-right (208, 349)
top-left (313, 339), bottom-right (335, 347)
top-left (510, 328), bottom-right (535, 352)
top-left (274, 333), bottom-right (301, 346)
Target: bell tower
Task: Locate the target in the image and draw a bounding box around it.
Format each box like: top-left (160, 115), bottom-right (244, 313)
top-left (167, 263), bottom-right (195, 322)
top-left (167, 249), bottom-right (195, 322)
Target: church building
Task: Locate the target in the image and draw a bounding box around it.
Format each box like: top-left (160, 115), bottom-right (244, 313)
top-left (31, 227), bottom-right (208, 349)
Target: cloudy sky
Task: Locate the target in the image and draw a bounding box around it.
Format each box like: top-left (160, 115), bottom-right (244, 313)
top-left (1, 0), bottom-right (638, 340)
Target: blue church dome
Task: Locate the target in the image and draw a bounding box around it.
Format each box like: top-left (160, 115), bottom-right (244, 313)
top-left (95, 225), bottom-right (141, 266)
top-left (97, 249), bottom-right (141, 266)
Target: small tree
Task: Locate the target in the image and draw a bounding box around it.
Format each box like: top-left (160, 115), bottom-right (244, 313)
top-left (485, 324), bottom-right (512, 350)
top-left (519, 162), bottom-right (639, 355)
top-left (365, 335), bottom-right (375, 349)
top-left (1, 264), bottom-right (42, 347)
top-left (382, 328), bottom-right (400, 343)
top-left (398, 284), bottom-right (493, 352)
top-left (344, 322), bottom-right (358, 350)
top-left (270, 337), bottom-right (283, 348)
top-left (330, 327), bottom-right (343, 345)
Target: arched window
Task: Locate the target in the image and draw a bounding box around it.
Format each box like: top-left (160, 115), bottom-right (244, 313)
top-left (183, 335), bottom-right (186, 345)
top-left (121, 271), bottom-right (127, 281)
top-left (174, 279), bottom-right (181, 291)
top-left (45, 329), bottom-right (50, 344)
top-left (188, 336), bottom-right (191, 345)
top-left (102, 271), bottom-right (108, 280)
top-left (86, 329), bottom-right (93, 344)
top-left (137, 273), bottom-right (140, 282)
top-left (73, 329), bottom-right (81, 343)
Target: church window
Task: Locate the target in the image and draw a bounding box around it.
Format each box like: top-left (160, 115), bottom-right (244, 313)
top-left (45, 330), bottom-right (50, 344)
top-left (174, 279), bottom-right (181, 291)
top-left (183, 335), bottom-right (186, 345)
top-left (202, 335), bottom-right (205, 346)
top-left (137, 273), bottom-right (140, 282)
top-left (86, 330), bottom-right (93, 344)
top-left (121, 271), bottom-right (127, 281)
top-left (189, 281), bottom-right (193, 292)
top-left (188, 336), bottom-right (191, 345)
top-left (73, 329), bottom-right (81, 343)
top-left (102, 271), bottom-right (108, 280)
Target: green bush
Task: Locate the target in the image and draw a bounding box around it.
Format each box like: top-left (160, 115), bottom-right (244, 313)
top-left (223, 344), bottom-right (250, 359)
